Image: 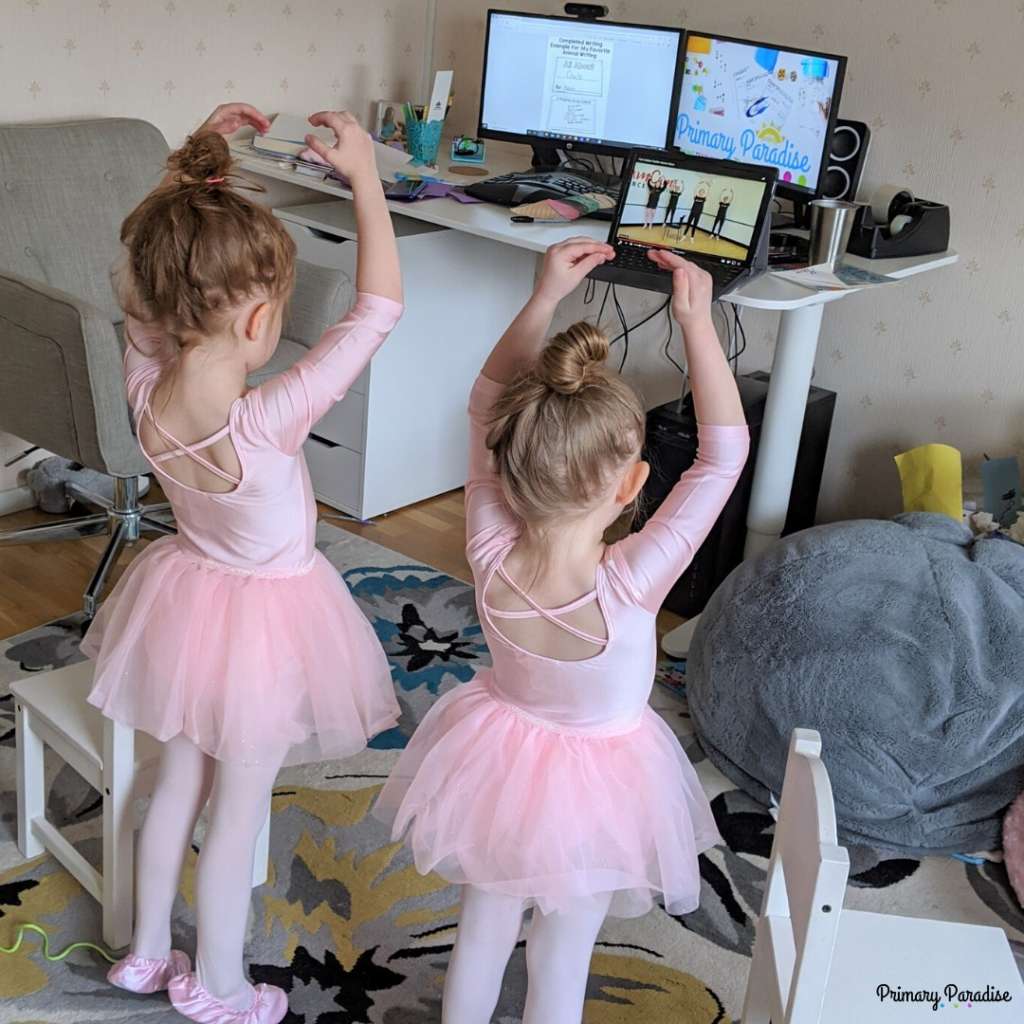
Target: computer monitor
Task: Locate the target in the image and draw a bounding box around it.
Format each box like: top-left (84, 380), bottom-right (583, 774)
top-left (479, 10), bottom-right (684, 158)
top-left (671, 32), bottom-right (846, 198)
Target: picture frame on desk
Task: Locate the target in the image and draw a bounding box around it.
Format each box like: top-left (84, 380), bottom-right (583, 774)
top-left (374, 100), bottom-right (411, 145)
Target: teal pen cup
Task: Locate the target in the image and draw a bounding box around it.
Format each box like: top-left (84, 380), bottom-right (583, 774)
top-left (406, 119), bottom-right (444, 165)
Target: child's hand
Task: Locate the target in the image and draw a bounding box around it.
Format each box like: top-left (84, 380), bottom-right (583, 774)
top-left (647, 250), bottom-right (714, 327)
top-left (535, 237), bottom-right (616, 305)
top-left (305, 111), bottom-right (376, 183)
top-left (198, 103), bottom-right (271, 137)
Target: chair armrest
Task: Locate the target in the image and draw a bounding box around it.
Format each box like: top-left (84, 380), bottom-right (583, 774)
top-left (282, 258), bottom-right (355, 349)
top-left (0, 271), bottom-right (147, 477)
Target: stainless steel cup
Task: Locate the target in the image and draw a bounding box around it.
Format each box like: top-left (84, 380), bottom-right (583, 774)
top-left (808, 199), bottom-right (858, 269)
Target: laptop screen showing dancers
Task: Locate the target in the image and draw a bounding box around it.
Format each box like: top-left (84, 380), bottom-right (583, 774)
top-left (591, 151), bottom-right (777, 298)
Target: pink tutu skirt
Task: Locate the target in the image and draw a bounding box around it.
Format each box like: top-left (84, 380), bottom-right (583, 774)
top-left (83, 537), bottom-right (398, 766)
top-left (374, 670), bottom-right (721, 917)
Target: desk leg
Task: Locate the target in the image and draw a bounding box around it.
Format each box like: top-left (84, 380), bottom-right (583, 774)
top-left (660, 302), bottom-right (826, 658)
top-left (744, 302), bottom-right (825, 556)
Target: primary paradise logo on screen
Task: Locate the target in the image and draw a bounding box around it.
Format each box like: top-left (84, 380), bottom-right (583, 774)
top-left (675, 36), bottom-right (838, 188)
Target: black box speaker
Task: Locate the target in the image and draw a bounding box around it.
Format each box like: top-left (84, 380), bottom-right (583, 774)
top-left (635, 372), bottom-right (837, 618)
top-left (821, 118), bottom-right (871, 202)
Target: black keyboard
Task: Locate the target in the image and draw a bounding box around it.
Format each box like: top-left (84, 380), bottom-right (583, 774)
top-left (465, 170), bottom-right (619, 218)
top-left (610, 245), bottom-right (657, 271)
top-left (606, 244), bottom-right (748, 298)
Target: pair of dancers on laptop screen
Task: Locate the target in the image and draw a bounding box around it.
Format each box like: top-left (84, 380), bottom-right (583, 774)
top-left (85, 101), bottom-right (749, 1024)
top-left (643, 169), bottom-right (735, 239)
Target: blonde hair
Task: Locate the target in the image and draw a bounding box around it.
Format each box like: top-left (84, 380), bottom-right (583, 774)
top-left (115, 131), bottom-right (296, 338)
top-left (486, 322), bottom-right (646, 527)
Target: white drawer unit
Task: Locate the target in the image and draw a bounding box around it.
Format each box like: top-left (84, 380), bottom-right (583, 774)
top-left (275, 201), bottom-right (537, 520)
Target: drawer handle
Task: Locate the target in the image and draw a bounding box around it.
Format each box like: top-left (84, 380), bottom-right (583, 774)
top-left (309, 432), bottom-right (340, 448)
top-left (305, 227), bottom-right (348, 244)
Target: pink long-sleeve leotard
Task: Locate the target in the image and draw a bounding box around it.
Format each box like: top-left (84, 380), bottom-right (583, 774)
top-left (84, 293), bottom-right (404, 767)
top-left (376, 373), bottom-right (750, 917)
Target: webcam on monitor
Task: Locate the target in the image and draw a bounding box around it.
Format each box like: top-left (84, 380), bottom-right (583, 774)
top-left (564, 4), bottom-right (608, 19)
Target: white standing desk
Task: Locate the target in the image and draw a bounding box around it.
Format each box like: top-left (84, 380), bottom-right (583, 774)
top-left (233, 144), bottom-right (957, 653)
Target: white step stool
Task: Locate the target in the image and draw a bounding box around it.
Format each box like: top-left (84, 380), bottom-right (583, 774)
top-left (742, 729), bottom-right (1024, 1023)
top-left (12, 660), bottom-right (270, 950)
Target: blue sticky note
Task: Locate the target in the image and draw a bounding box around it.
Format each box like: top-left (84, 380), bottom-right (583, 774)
top-left (755, 48), bottom-right (778, 73)
top-left (981, 456), bottom-right (1021, 527)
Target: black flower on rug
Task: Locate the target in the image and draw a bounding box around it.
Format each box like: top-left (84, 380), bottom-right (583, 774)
top-left (250, 944), bottom-right (404, 1023)
top-left (389, 603), bottom-right (480, 674)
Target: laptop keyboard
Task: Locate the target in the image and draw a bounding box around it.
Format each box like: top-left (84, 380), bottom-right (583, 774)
top-left (610, 244), bottom-right (746, 292)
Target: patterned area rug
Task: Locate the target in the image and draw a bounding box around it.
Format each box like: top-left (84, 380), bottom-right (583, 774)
top-left (2, 523), bottom-right (1023, 1023)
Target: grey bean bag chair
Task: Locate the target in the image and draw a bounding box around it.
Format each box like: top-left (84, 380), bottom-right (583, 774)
top-left (688, 512), bottom-right (1024, 856)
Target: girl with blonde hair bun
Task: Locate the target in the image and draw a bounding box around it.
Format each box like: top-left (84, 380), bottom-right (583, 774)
top-left (378, 237), bottom-right (750, 1023)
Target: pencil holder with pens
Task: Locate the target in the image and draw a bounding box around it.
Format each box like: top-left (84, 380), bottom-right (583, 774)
top-left (406, 119), bottom-right (444, 166)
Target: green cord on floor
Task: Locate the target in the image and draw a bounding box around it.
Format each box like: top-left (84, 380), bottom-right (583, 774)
top-left (0, 922), bottom-right (117, 964)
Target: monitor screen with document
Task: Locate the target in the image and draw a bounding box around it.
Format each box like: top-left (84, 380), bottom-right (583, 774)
top-left (479, 10), bottom-right (684, 154)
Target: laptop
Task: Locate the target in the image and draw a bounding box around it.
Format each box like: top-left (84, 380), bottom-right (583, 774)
top-left (590, 151), bottom-right (777, 300)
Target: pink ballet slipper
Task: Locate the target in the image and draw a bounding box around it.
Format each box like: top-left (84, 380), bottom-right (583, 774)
top-left (168, 972), bottom-right (288, 1024)
top-left (107, 949), bottom-right (191, 993)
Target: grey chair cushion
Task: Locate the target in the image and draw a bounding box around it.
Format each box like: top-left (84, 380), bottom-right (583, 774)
top-left (0, 271), bottom-right (147, 475)
top-left (0, 118), bottom-right (168, 322)
top-left (283, 259), bottom-right (354, 348)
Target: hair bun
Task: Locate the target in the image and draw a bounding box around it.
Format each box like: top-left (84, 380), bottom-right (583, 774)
top-left (537, 322), bottom-right (609, 396)
top-left (166, 130), bottom-right (233, 186)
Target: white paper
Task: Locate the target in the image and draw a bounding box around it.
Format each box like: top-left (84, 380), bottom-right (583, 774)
top-left (773, 262), bottom-right (895, 292)
top-left (426, 70), bottom-right (454, 122)
top-left (264, 113), bottom-right (334, 146)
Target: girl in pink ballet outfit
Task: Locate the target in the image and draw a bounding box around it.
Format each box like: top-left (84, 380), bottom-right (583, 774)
top-left (83, 104), bottom-right (403, 1024)
top-left (376, 238), bottom-right (750, 1023)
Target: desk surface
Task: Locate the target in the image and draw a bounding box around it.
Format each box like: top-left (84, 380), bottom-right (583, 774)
top-left (234, 143), bottom-right (958, 311)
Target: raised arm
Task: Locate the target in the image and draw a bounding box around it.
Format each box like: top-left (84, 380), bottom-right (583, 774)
top-left (248, 111), bottom-right (403, 453)
top-left (481, 237), bottom-right (614, 385)
top-left (611, 254), bottom-right (748, 610)
top-left (304, 111), bottom-right (402, 304)
top-left (466, 239), bottom-right (615, 562)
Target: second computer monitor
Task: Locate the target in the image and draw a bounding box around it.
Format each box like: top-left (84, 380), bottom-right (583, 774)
top-left (672, 32), bottom-right (846, 198)
top-left (479, 10), bottom-right (684, 155)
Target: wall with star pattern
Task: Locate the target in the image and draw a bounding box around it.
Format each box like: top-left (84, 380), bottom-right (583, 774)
top-left (431, 0), bottom-right (1024, 519)
top-left (2, 0), bottom-right (1022, 520)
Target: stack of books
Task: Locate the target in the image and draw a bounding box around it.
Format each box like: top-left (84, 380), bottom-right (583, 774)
top-left (251, 114), bottom-right (336, 179)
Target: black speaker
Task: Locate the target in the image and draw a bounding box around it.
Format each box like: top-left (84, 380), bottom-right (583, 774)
top-left (636, 372), bottom-right (837, 619)
top-left (820, 118), bottom-right (871, 201)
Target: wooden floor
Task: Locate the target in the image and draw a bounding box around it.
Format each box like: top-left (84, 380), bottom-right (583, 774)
top-left (0, 485), bottom-right (683, 639)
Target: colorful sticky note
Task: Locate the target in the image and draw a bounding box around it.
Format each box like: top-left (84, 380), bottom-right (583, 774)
top-left (894, 444), bottom-right (963, 521)
top-left (755, 47), bottom-right (779, 72)
top-left (687, 35), bottom-right (712, 54)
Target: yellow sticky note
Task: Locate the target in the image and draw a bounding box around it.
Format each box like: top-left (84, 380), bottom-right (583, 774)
top-left (687, 35), bottom-right (712, 54)
top-left (893, 444), bottom-right (963, 520)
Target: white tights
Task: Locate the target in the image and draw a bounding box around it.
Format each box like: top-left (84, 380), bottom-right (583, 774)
top-left (441, 885), bottom-right (612, 1024)
top-left (131, 734), bottom-right (283, 1011)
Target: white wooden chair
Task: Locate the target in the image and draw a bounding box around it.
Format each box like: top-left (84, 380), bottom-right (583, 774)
top-left (13, 660), bottom-right (270, 950)
top-left (742, 728), bottom-right (1024, 1023)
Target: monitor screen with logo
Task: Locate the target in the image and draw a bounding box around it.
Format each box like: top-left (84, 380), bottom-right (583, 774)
top-left (672, 33), bottom-right (845, 196)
